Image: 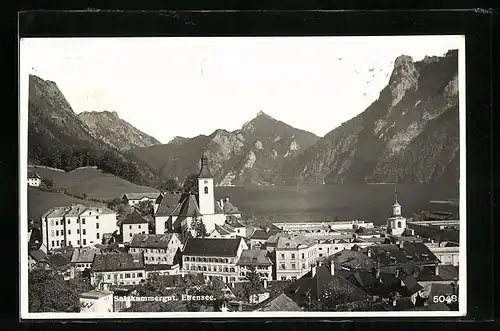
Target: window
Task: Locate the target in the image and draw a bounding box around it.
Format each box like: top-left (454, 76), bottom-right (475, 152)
top-left (68, 219), bottom-right (71, 225)
top-left (301, 253), bottom-right (305, 259)
top-left (280, 264), bottom-right (285, 269)
top-left (203, 266), bottom-right (207, 271)
top-left (56, 240), bottom-right (60, 246)
top-left (230, 277), bottom-right (235, 282)
top-left (82, 219), bottom-right (86, 225)
top-left (138, 225), bottom-right (141, 229)
top-left (302, 263), bottom-right (305, 269)
top-left (96, 223), bottom-right (99, 229)
top-left (96, 233), bottom-right (100, 239)
top-left (77, 219), bottom-right (80, 224)
top-left (51, 241), bottom-right (54, 247)
top-left (96, 216), bottom-right (99, 220)
top-left (185, 257), bottom-right (190, 261)
top-left (107, 275), bottom-right (111, 280)
top-left (137, 273), bottom-right (143, 277)
top-left (397, 221), bottom-right (402, 228)
top-left (291, 276), bottom-right (297, 281)
top-left (68, 240), bottom-right (72, 246)
top-left (83, 239), bottom-right (86, 245)
top-left (56, 230), bottom-right (59, 236)
top-left (129, 233), bottom-right (132, 237)
top-left (77, 229), bottom-right (80, 234)
top-left (51, 230), bottom-right (54, 236)
top-left (56, 221), bottom-right (58, 226)
top-left (319, 254), bottom-right (323, 257)
top-left (68, 230), bottom-right (71, 235)
top-left (50, 220), bottom-right (54, 226)
top-left (77, 240), bottom-right (80, 245)
top-left (132, 273), bottom-right (136, 278)
top-left (83, 229), bottom-right (86, 235)
top-left (292, 263), bottom-right (296, 269)
top-left (125, 273), bottom-right (131, 278)
top-left (281, 277), bottom-right (286, 280)
top-left (204, 186), bottom-right (208, 194)
top-left (157, 249), bottom-right (160, 253)
top-left (280, 254), bottom-right (285, 259)
top-left (319, 247), bottom-right (322, 250)
top-left (129, 225), bottom-right (132, 229)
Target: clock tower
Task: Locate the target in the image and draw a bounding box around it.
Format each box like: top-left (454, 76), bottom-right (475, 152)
top-left (197, 153), bottom-right (215, 215)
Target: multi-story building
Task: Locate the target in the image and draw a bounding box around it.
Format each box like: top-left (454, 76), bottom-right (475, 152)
top-left (91, 252), bottom-right (146, 287)
top-left (41, 204), bottom-right (118, 251)
top-left (27, 171), bottom-right (41, 187)
top-left (182, 237), bottom-right (248, 283)
top-left (80, 290), bottom-right (114, 313)
top-left (129, 233), bottom-right (183, 265)
top-left (275, 236), bottom-right (319, 281)
top-left (122, 192), bottom-right (160, 206)
top-left (121, 210), bottom-right (149, 243)
top-left (272, 220), bottom-right (374, 234)
top-left (70, 247), bottom-right (101, 278)
top-left (236, 249), bottom-right (273, 281)
top-left (425, 241), bottom-right (459, 266)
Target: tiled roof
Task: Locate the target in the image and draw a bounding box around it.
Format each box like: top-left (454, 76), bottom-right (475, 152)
top-left (92, 253), bottom-right (145, 272)
top-left (130, 233), bottom-right (178, 249)
top-left (28, 171), bottom-right (41, 179)
top-left (122, 210), bottom-right (148, 225)
top-left (41, 206), bottom-right (71, 218)
top-left (183, 238), bottom-right (243, 257)
top-left (123, 193), bottom-right (160, 200)
top-left (255, 292), bottom-right (303, 311)
top-left (71, 247), bottom-right (100, 263)
top-left (165, 194), bottom-right (201, 217)
top-left (29, 249), bottom-right (46, 262)
top-left (236, 249), bottom-right (272, 266)
top-left (400, 274), bottom-right (423, 296)
top-left (45, 253), bottom-right (71, 270)
top-left (214, 224), bottom-right (232, 236)
top-left (144, 264), bottom-right (176, 271)
top-left (197, 155), bottom-right (212, 178)
top-left (154, 192), bottom-right (183, 217)
top-left (251, 229), bottom-right (281, 241)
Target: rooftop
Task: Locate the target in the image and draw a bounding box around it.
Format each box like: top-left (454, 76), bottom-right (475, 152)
top-left (236, 250), bottom-right (272, 266)
top-left (122, 210), bottom-right (148, 225)
top-left (123, 192), bottom-right (160, 200)
top-left (92, 253), bottom-right (145, 272)
top-left (130, 233), bottom-right (179, 249)
top-left (80, 290), bottom-right (114, 300)
top-left (183, 238), bottom-right (243, 257)
top-left (254, 292), bottom-right (303, 312)
top-left (154, 192), bottom-right (183, 217)
top-left (276, 235), bottom-right (316, 250)
top-left (71, 247), bottom-right (101, 263)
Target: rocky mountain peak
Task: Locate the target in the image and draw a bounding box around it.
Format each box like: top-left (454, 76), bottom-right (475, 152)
top-left (388, 55), bottom-right (419, 108)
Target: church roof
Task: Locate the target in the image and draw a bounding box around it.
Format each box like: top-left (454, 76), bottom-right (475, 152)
top-left (176, 194), bottom-right (201, 217)
top-left (198, 155), bottom-right (212, 178)
top-left (155, 192), bottom-right (184, 217)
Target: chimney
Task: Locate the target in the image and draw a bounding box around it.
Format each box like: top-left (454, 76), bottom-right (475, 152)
top-left (330, 260), bottom-right (335, 276)
top-left (367, 249), bottom-right (372, 258)
top-left (435, 264), bottom-right (439, 276)
top-left (263, 278), bottom-right (268, 289)
top-left (311, 263), bottom-right (317, 277)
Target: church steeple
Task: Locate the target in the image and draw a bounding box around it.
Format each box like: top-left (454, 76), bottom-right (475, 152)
top-left (198, 152), bottom-right (212, 178)
top-left (392, 188), bottom-right (402, 217)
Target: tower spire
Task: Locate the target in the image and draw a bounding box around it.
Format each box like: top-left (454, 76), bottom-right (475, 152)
top-left (394, 187), bottom-right (398, 204)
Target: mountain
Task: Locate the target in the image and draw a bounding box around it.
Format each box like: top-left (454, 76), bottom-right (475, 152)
top-left (78, 110), bottom-right (161, 152)
top-left (274, 50), bottom-right (459, 185)
top-left (28, 74), bottom-right (160, 187)
top-left (131, 111), bottom-right (320, 186)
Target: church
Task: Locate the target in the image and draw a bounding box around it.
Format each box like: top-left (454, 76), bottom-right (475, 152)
top-left (386, 189), bottom-right (407, 236)
top-left (154, 154), bottom-right (241, 237)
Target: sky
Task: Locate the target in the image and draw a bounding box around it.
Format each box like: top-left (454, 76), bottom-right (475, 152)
top-left (21, 36), bottom-right (464, 144)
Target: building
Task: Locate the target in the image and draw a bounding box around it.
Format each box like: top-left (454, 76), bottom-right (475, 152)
top-left (272, 220), bottom-right (374, 233)
top-left (236, 249), bottom-right (273, 281)
top-left (41, 204), bottom-right (118, 251)
top-left (121, 210), bottom-right (149, 243)
top-left (41, 252), bottom-right (72, 280)
top-left (122, 192), bottom-right (160, 206)
top-left (80, 290), bottom-right (114, 313)
top-left (248, 228), bottom-right (281, 249)
top-left (129, 233), bottom-right (183, 265)
top-left (91, 252), bottom-right (146, 287)
top-left (145, 263), bottom-right (181, 277)
top-left (425, 241), bottom-right (459, 266)
top-left (28, 171), bottom-right (41, 187)
top-left (70, 247), bottom-right (101, 278)
top-left (275, 236), bottom-right (319, 281)
top-left (28, 248), bottom-right (47, 271)
top-left (182, 237), bottom-right (248, 283)
top-left (154, 155), bottom-right (242, 236)
top-left (387, 190), bottom-right (407, 236)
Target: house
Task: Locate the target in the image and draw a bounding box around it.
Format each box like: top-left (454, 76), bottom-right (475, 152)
top-left (229, 280), bottom-right (270, 304)
top-left (70, 247), bottom-right (101, 279)
top-left (182, 237), bottom-right (248, 283)
top-left (129, 233), bottom-right (183, 265)
top-left (145, 263), bottom-right (181, 277)
top-left (28, 248), bottom-right (47, 271)
top-left (154, 155), bottom-right (242, 236)
top-left (209, 224), bottom-right (239, 239)
top-left (91, 252), bottom-right (146, 288)
top-left (254, 292), bottom-right (303, 311)
top-left (41, 204), bottom-right (118, 251)
top-left (216, 198), bottom-right (242, 219)
top-left (121, 210), bottom-right (149, 243)
top-left (425, 241), bottom-right (460, 266)
top-left (122, 192), bottom-right (160, 206)
top-left (236, 249), bottom-right (273, 281)
top-left (28, 171), bottom-right (41, 187)
top-left (275, 235), bottom-right (318, 281)
top-left (42, 252), bottom-right (72, 280)
top-left (80, 290), bottom-right (114, 313)
top-left (248, 228), bottom-right (281, 249)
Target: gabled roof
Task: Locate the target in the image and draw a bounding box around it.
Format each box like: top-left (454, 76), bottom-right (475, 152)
top-left (255, 292), bottom-right (303, 311)
top-left (92, 253), bottom-right (144, 272)
top-left (123, 192), bottom-right (160, 200)
top-left (45, 253), bottom-right (71, 270)
top-left (29, 249), bottom-right (46, 262)
top-left (28, 171), bottom-right (41, 179)
top-left (214, 224), bottom-right (232, 236)
top-left (122, 210), bottom-right (148, 225)
top-left (130, 233), bottom-right (179, 249)
top-left (183, 238), bottom-right (243, 257)
top-left (177, 194), bottom-right (201, 217)
top-left (251, 229), bottom-right (281, 241)
top-left (154, 192), bottom-right (184, 217)
top-left (236, 249), bottom-right (272, 266)
top-left (71, 247), bottom-right (100, 263)
top-left (197, 155), bottom-right (212, 178)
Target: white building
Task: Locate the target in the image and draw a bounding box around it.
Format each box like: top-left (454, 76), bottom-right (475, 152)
top-left (275, 236), bottom-right (319, 281)
top-left (122, 192), bottom-right (160, 206)
top-left (91, 252), bottom-right (146, 287)
top-left (121, 210), bottom-right (149, 243)
top-left (70, 247), bottom-right (101, 278)
top-left (28, 171), bottom-right (41, 187)
top-left (41, 204), bottom-right (118, 251)
top-left (80, 290), bottom-right (114, 313)
top-left (235, 249), bottom-right (273, 281)
top-left (154, 155), bottom-right (242, 236)
top-left (129, 233), bottom-right (183, 265)
top-left (387, 190), bottom-right (407, 236)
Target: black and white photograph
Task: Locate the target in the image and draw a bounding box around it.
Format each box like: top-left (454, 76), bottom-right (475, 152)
top-left (19, 35), bottom-right (466, 318)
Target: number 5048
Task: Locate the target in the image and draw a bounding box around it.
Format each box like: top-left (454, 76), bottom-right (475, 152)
top-left (433, 295), bottom-right (458, 303)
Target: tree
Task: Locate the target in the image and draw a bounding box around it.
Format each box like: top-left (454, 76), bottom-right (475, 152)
top-left (242, 266), bottom-right (262, 303)
top-left (306, 279), bottom-right (371, 311)
top-left (160, 178), bottom-right (180, 192)
top-left (29, 266), bottom-right (92, 312)
top-left (355, 227), bottom-right (365, 234)
top-left (191, 218), bottom-right (208, 238)
top-left (182, 173), bottom-right (198, 193)
top-left (137, 200), bottom-right (154, 216)
top-left (42, 178), bottom-right (54, 189)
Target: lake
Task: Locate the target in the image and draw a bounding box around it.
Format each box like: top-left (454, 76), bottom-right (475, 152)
top-left (215, 184), bottom-right (459, 226)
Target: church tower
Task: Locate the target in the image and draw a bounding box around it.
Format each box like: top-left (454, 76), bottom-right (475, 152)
top-left (392, 189), bottom-right (402, 217)
top-left (197, 153), bottom-right (215, 215)
top-left (387, 188), bottom-right (406, 236)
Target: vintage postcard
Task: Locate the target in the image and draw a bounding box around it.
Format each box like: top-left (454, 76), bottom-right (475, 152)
top-left (19, 35), bottom-right (466, 319)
